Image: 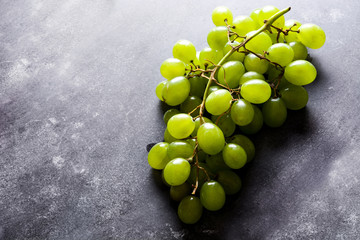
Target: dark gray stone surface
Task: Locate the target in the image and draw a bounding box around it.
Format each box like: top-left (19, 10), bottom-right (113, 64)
top-left (0, 0), bottom-right (359, 239)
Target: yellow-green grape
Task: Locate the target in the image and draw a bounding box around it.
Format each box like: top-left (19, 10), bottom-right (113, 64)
top-left (167, 140), bottom-right (194, 160)
top-left (206, 153), bottom-right (231, 173)
top-left (240, 79), bottom-right (271, 104)
top-left (167, 113), bottom-right (195, 139)
top-left (223, 41), bottom-right (245, 62)
top-left (284, 60), bottom-right (317, 85)
top-left (199, 47), bottom-right (224, 67)
top-left (191, 117), bottom-right (212, 137)
top-left (230, 99), bottom-right (254, 126)
top-left (173, 40), bottom-right (197, 64)
top-left (267, 43), bottom-right (294, 67)
top-left (156, 81), bottom-right (166, 101)
top-left (170, 182), bottom-right (192, 202)
top-left (200, 181), bottom-right (226, 211)
top-left (280, 84), bottom-right (309, 110)
top-left (207, 26), bottom-right (229, 51)
top-left (288, 41), bottom-right (308, 60)
top-left (228, 134), bottom-right (256, 162)
top-left (258, 5), bottom-right (285, 28)
top-left (266, 30), bottom-right (285, 44)
top-left (148, 142), bottom-right (170, 170)
top-left (284, 19), bottom-right (301, 43)
top-left (163, 109), bottom-right (180, 125)
top-left (163, 158), bottom-right (191, 186)
top-left (250, 8), bottom-right (262, 29)
top-left (197, 123), bottom-right (225, 155)
top-left (298, 23), bottom-right (326, 49)
top-left (245, 31), bottom-right (272, 54)
top-left (244, 53), bottom-right (269, 74)
top-left (188, 162), bottom-right (212, 189)
top-left (205, 89), bottom-right (233, 115)
top-left (206, 85), bottom-right (223, 97)
top-left (222, 143), bottom-right (247, 169)
top-left (178, 196), bottom-right (203, 224)
top-left (217, 170), bottom-right (242, 195)
top-left (212, 6), bottom-right (233, 26)
top-left (211, 113), bottom-right (236, 137)
top-left (189, 77), bottom-right (208, 98)
top-left (164, 127), bottom-right (177, 143)
top-left (162, 76), bottom-right (190, 106)
top-left (262, 97), bottom-right (287, 127)
top-left (239, 105), bottom-right (263, 135)
top-left (239, 71), bottom-right (265, 85)
top-left (218, 60), bottom-right (245, 88)
top-left (233, 16), bottom-right (257, 36)
top-left (180, 96), bottom-right (202, 117)
top-left (160, 58), bottom-right (186, 80)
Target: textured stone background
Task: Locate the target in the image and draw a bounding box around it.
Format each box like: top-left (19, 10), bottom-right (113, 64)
top-left (0, 0), bottom-right (359, 239)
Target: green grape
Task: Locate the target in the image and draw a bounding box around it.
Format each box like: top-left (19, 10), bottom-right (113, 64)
top-left (205, 89), bottom-right (233, 115)
top-left (239, 105), bottom-right (263, 135)
top-left (217, 170), bottom-right (242, 195)
top-left (197, 150), bottom-right (207, 162)
top-left (197, 123), bottom-right (225, 155)
top-left (186, 138), bottom-right (197, 149)
top-left (267, 43), bottom-right (294, 67)
top-left (223, 41), bottom-right (245, 62)
top-left (298, 23), bottom-right (326, 49)
top-left (160, 58), bottom-right (186, 80)
top-left (240, 79), bottom-right (271, 104)
top-left (164, 127), bottom-right (177, 143)
top-left (244, 53), bottom-right (269, 74)
top-left (262, 98), bottom-right (287, 127)
top-left (258, 5), bottom-right (285, 28)
top-left (267, 64), bottom-right (282, 82)
top-left (148, 142), bottom-right (170, 170)
top-left (229, 134), bottom-right (255, 162)
top-left (230, 99), bottom-right (254, 126)
top-left (233, 16), bottom-right (257, 36)
top-left (266, 30), bottom-right (285, 44)
top-left (206, 153), bottom-right (231, 173)
top-left (217, 61), bottom-right (245, 88)
top-left (212, 6), bottom-right (233, 26)
top-left (167, 140), bottom-right (194, 160)
top-left (161, 170), bottom-right (171, 187)
top-left (280, 84), bottom-right (308, 110)
top-left (288, 41), bottom-right (308, 60)
top-left (200, 181), bottom-right (226, 211)
top-left (199, 47), bottom-right (224, 67)
top-left (239, 71), bottom-right (265, 85)
top-left (207, 26), bottom-right (229, 51)
top-left (245, 31), bottom-right (272, 54)
top-left (162, 76), bottom-right (190, 106)
top-left (170, 182), bottom-right (192, 202)
top-left (173, 40), bottom-right (197, 64)
top-left (189, 76), bottom-right (208, 98)
top-left (163, 158), bottom-right (191, 186)
top-left (222, 143), bottom-right (247, 169)
top-left (191, 117), bottom-right (212, 137)
top-left (284, 19), bottom-right (301, 43)
top-left (284, 60), bottom-right (317, 85)
top-left (178, 196), bottom-right (203, 224)
top-left (211, 113), bottom-right (235, 137)
top-left (180, 96), bottom-right (202, 117)
top-left (250, 8), bottom-right (262, 29)
top-left (163, 109), bottom-right (180, 125)
top-left (167, 113), bottom-right (195, 139)
top-left (206, 85), bottom-right (223, 97)
top-left (188, 162), bottom-right (212, 189)
top-left (156, 81), bottom-right (166, 101)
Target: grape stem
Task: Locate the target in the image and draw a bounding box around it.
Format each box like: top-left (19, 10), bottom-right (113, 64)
top-left (193, 7), bottom-right (291, 194)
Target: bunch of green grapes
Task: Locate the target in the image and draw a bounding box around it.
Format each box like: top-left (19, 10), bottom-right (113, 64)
top-left (149, 5), bottom-right (325, 224)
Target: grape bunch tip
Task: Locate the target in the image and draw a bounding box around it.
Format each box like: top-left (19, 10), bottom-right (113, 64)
top-left (149, 5), bottom-right (326, 224)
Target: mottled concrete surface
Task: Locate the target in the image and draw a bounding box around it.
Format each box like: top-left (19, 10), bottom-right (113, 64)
top-left (0, 0), bottom-right (359, 239)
